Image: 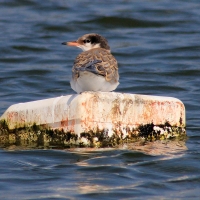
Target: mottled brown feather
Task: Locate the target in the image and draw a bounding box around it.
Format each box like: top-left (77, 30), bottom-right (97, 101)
top-left (72, 48), bottom-right (119, 83)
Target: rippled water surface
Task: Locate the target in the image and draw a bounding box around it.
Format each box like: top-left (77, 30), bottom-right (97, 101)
top-left (0, 0), bottom-right (200, 199)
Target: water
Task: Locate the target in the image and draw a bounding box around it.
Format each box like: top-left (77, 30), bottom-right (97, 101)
top-left (0, 0), bottom-right (200, 199)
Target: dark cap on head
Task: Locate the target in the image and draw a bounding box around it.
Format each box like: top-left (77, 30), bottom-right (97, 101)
top-left (89, 34), bottom-right (110, 50)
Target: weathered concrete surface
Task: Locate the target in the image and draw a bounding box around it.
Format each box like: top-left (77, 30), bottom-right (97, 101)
top-left (0, 92), bottom-right (186, 147)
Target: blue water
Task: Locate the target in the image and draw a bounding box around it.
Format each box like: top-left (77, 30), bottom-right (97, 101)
top-left (0, 0), bottom-right (200, 199)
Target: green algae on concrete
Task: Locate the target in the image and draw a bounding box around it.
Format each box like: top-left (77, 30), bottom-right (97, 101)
top-left (137, 122), bottom-right (186, 141)
top-left (0, 119), bottom-right (186, 148)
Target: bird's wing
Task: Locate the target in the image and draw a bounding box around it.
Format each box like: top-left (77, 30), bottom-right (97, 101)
top-left (72, 48), bottom-right (119, 82)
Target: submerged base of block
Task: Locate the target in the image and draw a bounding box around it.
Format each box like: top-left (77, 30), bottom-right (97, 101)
top-left (0, 120), bottom-right (186, 148)
top-left (0, 91), bottom-right (186, 147)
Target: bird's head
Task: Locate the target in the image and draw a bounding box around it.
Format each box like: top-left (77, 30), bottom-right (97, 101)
top-left (62, 33), bottom-right (110, 52)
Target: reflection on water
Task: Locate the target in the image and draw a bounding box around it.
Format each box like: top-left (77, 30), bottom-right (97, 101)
top-left (124, 140), bottom-right (188, 156)
top-left (3, 139), bottom-right (188, 156)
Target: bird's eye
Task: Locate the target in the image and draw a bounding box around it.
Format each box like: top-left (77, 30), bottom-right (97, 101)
top-left (84, 39), bottom-right (91, 43)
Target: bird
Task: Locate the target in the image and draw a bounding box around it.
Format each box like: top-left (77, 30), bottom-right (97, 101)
top-left (62, 33), bottom-right (119, 94)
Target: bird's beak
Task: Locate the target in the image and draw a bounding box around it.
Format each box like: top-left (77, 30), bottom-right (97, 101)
top-left (62, 41), bottom-right (79, 46)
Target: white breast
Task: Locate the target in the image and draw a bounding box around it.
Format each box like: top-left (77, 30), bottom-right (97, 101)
top-left (70, 71), bottom-right (119, 94)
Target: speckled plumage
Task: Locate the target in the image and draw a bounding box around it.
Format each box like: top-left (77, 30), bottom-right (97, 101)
top-left (62, 33), bottom-right (119, 93)
top-left (72, 48), bottom-right (119, 83)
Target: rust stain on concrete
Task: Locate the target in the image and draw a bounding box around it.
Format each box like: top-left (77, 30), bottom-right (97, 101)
top-left (0, 92), bottom-right (186, 147)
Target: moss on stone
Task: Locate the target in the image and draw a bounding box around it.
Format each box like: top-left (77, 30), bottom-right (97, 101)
top-left (0, 119), bottom-right (186, 148)
top-left (138, 121), bottom-right (186, 141)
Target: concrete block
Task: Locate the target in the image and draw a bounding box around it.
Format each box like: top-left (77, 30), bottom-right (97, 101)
top-left (0, 92), bottom-right (186, 146)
